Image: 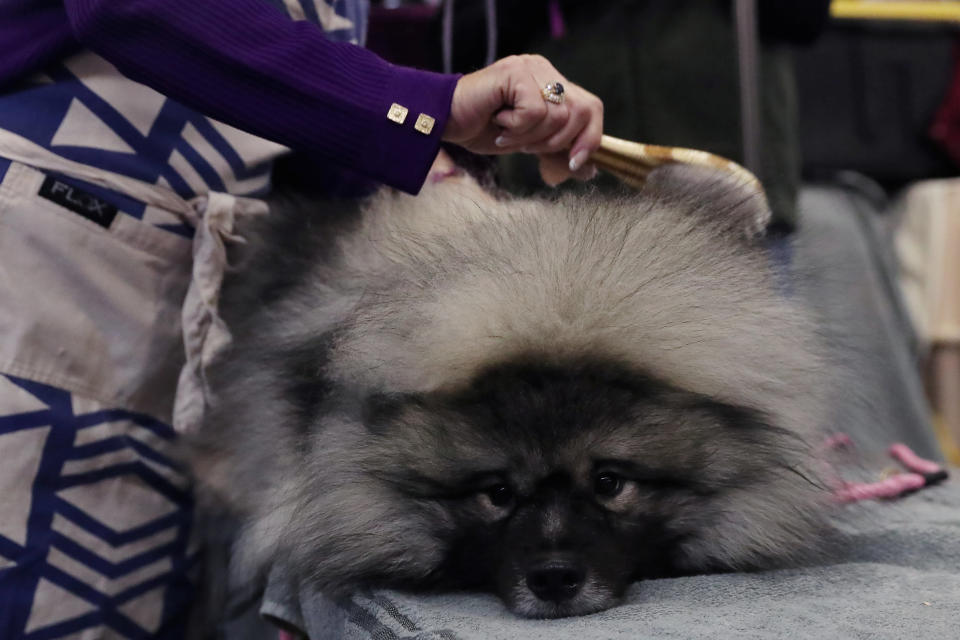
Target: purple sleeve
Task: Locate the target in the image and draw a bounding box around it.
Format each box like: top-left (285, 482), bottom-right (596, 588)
top-left (63, 0), bottom-right (460, 194)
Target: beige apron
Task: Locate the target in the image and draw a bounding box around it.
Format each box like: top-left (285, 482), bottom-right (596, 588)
top-left (0, 128), bottom-right (267, 432)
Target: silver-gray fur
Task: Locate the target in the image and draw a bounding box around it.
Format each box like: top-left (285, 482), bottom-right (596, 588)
top-left (189, 166), bottom-right (832, 618)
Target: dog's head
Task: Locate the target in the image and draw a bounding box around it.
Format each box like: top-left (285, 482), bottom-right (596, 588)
top-left (347, 358), bottom-right (824, 618)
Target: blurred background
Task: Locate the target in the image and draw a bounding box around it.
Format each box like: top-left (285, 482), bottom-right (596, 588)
top-left (367, 0), bottom-right (960, 464)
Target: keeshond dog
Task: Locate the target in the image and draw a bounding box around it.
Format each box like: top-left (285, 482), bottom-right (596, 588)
top-left (190, 165), bottom-right (830, 618)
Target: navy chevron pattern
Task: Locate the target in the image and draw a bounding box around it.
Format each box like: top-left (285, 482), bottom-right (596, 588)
top-left (0, 51), bottom-right (281, 238)
top-left (271, 0), bottom-right (368, 44)
top-left (0, 3), bottom-right (369, 637)
top-left (0, 1), bottom-right (366, 239)
top-left (0, 375), bottom-right (196, 639)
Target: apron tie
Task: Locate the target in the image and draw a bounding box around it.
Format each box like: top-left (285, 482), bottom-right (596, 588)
top-left (0, 129), bottom-right (268, 433)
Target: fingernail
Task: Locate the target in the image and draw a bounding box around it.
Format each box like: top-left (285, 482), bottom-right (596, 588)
top-left (569, 149), bottom-right (588, 172)
top-left (586, 165), bottom-right (598, 180)
top-left (495, 136), bottom-right (508, 147)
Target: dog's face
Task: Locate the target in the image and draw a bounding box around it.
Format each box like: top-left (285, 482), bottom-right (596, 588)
top-left (361, 360), bottom-right (805, 618)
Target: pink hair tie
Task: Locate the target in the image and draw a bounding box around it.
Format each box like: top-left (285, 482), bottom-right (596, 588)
top-left (889, 443), bottom-right (941, 474)
top-left (826, 436), bottom-right (948, 504)
top-left (834, 474), bottom-right (926, 503)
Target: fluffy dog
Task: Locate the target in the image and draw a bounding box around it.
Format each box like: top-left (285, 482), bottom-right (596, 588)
top-left (190, 165), bottom-right (830, 618)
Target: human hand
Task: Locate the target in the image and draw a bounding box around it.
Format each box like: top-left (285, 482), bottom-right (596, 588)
top-left (442, 55), bottom-right (603, 186)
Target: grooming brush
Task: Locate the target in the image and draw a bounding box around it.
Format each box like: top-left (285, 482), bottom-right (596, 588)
top-left (590, 134), bottom-right (765, 197)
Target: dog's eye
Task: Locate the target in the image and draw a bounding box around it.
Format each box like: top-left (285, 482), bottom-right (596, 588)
top-left (485, 484), bottom-right (515, 507)
top-left (593, 472), bottom-right (624, 498)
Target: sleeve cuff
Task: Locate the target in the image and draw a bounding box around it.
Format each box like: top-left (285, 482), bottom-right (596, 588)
top-left (364, 65), bottom-right (460, 195)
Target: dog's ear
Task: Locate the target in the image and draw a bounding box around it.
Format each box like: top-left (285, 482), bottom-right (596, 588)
top-left (643, 164), bottom-right (771, 242)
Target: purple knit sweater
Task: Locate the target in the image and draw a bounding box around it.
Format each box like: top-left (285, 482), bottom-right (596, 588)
top-left (0, 0), bottom-right (460, 194)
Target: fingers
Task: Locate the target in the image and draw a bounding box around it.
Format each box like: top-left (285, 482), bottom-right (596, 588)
top-left (492, 55), bottom-right (571, 148)
top-left (442, 54), bottom-right (604, 167)
top-left (493, 100), bottom-right (567, 149)
top-left (538, 152), bottom-right (597, 187)
top-left (443, 55), bottom-right (554, 154)
top-left (496, 80), bottom-right (603, 171)
top-left (508, 98), bottom-right (586, 155)
top-left (567, 91), bottom-right (603, 171)
top-left (490, 67), bottom-right (551, 138)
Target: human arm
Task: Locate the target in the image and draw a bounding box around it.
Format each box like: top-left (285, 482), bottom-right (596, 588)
top-left (64, 1), bottom-right (602, 192)
top-left (64, 0), bottom-right (457, 194)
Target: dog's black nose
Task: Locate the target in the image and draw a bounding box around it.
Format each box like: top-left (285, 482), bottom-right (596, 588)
top-left (526, 562), bottom-right (585, 603)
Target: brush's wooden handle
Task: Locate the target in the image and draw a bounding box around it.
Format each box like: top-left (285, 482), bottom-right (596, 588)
top-left (590, 134), bottom-right (763, 193)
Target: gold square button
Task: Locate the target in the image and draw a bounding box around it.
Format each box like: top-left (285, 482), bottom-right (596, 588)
top-left (387, 103), bottom-right (408, 124)
top-left (414, 113), bottom-right (436, 135)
